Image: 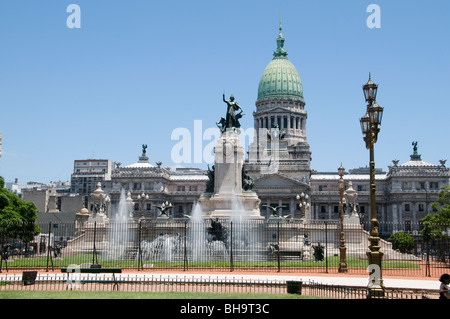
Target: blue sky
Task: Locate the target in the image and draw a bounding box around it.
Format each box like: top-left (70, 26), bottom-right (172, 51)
top-left (0, 0), bottom-right (449, 184)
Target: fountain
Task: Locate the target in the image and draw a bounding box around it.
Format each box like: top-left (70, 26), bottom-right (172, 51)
top-left (137, 94), bottom-right (263, 264)
top-left (187, 202), bottom-right (208, 261)
top-left (139, 233), bottom-right (182, 262)
top-left (105, 188), bottom-right (133, 260)
top-left (194, 94), bottom-right (264, 261)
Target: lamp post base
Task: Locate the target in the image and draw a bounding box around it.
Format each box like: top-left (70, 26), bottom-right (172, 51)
top-left (367, 249), bottom-right (385, 298)
top-left (367, 286), bottom-right (385, 299)
top-left (338, 247), bottom-right (348, 273)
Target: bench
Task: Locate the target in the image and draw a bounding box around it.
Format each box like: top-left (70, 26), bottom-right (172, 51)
top-left (268, 243), bottom-right (303, 260)
top-left (61, 267), bottom-right (122, 290)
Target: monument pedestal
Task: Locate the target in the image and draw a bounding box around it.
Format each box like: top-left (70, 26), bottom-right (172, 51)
top-left (199, 129), bottom-right (262, 219)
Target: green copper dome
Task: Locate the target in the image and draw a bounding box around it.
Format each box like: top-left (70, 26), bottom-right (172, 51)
top-left (257, 25), bottom-right (304, 102)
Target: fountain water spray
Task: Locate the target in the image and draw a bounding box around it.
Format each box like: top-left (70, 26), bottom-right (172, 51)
top-left (105, 188), bottom-right (132, 260)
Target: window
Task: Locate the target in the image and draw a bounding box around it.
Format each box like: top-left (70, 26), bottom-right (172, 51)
top-left (334, 206), bottom-right (339, 213)
top-left (404, 204), bottom-right (410, 211)
top-left (178, 205), bottom-right (184, 213)
top-left (402, 182), bottom-right (412, 190)
top-left (430, 182), bottom-right (439, 190)
top-left (419, 204), bottom-right (424, 211)
top-left (189, 186), bottom-right (197, 191)
top-left (405, 220), bottom-right (411, 232)
top-left (134, 203), bottom-right (139, 211)
top-left (177, 186), bottom-right (185, 191)
top-left (146, 203), bottom-right (151, 211)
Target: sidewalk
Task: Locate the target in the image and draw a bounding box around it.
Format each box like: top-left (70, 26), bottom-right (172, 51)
top-left (117, 272), bottom-right (439, 291)
top-left (0, 270), bottom-right (440, 291)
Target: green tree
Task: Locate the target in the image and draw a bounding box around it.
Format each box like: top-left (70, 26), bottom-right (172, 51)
top-left (388, 231), bottom-right (414, 253)
top-left (421, 186), bottom-right (450, 242)
top-left (0, 176), bottom-right (40, 243)
top-left (421, 186), bottom-right (450, 262)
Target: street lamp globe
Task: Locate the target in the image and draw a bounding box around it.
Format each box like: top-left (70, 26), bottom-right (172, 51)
top-left (362, 74), bottom-right (378, 103)
top-left (368, 102), bottom-right (383, 127)
top-left (360, 112), bottom-right (370, 135)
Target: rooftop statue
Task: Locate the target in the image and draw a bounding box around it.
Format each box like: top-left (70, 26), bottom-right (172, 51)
top-left (142, 144), bottom-right (148, 156)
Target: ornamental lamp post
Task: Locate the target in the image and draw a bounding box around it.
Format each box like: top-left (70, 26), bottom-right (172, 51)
top-left (363, 73), bottom-right (378, 102)
top-left (360, 74), bottom-right (385, 298)
top-left (137, 192), bottom-right (149, 221)
top-left (296, 192), bottom-right (309, 219)
top-left (338, 164), bottom-right (348, 273)
top-left (126, 191), bottom-right (134, 219)
top-left (105, 195), bottom-right (110, 218)
top-left (90, 182), bottom-right (108, 217)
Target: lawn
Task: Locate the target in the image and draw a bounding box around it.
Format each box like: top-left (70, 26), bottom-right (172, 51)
top-left (6, 254), bottom-right (421, 270)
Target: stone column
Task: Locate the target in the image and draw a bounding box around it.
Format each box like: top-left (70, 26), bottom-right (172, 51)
top-left (278, 198), bottom-right (283, 216)
top-left (290, 196), bottom-right (295, 218)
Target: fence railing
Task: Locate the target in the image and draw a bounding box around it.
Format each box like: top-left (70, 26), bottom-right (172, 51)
top-left (0, 273), bottom-right (440, 299)
top-left (0, 219), bottom-right (448, 277)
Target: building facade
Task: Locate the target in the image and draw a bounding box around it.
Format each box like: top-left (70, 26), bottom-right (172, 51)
top-left (246, 23), bottom-right (312, 219)
top-left (70, 159), bottom-right (115, 196)
top-left (242, 23), bottom-right (449, 236)
top-left (105, 148), bottom-right (207, 219)
top-left (68, 24), bottom-right (449, 238)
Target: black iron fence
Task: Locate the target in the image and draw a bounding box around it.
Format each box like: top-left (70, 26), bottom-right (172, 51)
top-left (0, 219), bottom-right (448, 277)
top-left (0, 273), bottom-right (439, 299)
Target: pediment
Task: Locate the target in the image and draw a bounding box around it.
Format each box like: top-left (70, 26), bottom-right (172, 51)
top-left (258, 106), bottom-right (291, 115)
top-left (254, 173), bottom-right (309, 188)
top-left (269, 106), bottom-right (290, 113)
